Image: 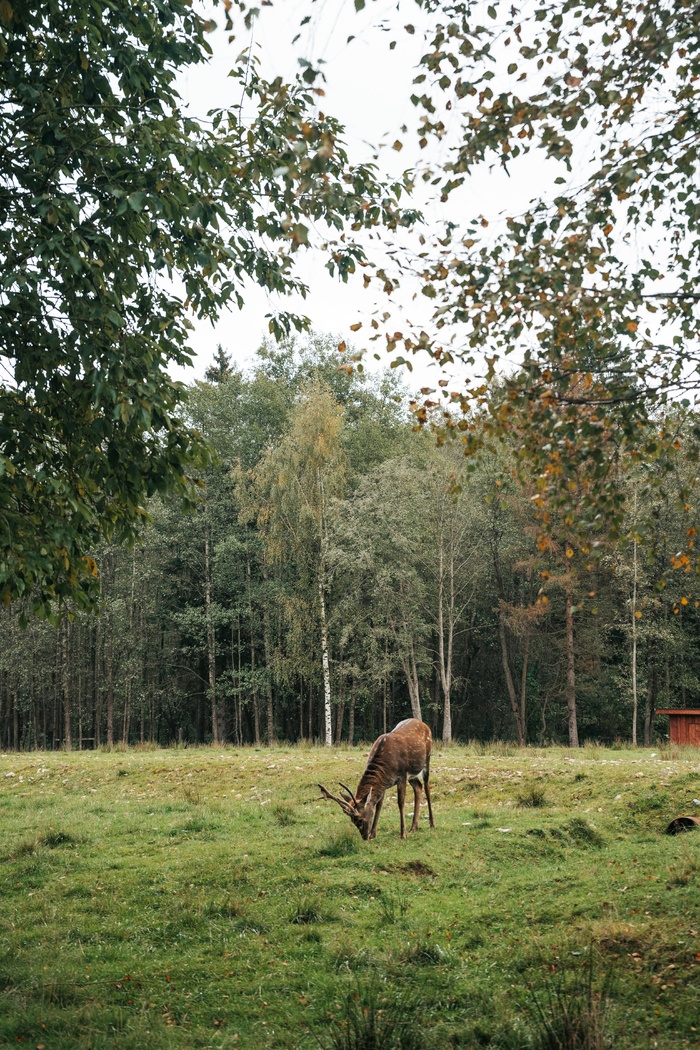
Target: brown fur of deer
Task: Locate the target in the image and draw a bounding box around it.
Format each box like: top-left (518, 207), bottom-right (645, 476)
top-left (318, 718), bottom-right (435, 840)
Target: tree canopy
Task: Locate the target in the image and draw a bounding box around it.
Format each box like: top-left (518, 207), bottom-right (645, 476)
top-left (233, 0), bottom-right (700, 557)
top-left (0, 0), bottom-right (412, 618)
top-left (403, 0), bottom-right (700, 547)
top-left (4, 338), bottom-right (700, 751)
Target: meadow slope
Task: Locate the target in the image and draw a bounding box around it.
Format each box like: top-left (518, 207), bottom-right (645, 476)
top-left (1, 743), bottom-right (699, 1048)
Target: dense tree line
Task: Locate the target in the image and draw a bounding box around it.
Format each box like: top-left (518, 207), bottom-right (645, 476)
top-left (2, 337), bottom-right (699, 752)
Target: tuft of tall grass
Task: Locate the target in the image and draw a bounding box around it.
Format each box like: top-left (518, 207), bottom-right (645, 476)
top-left (291, 894), bottom-right (331, 925)
top-left (317, 829), bottom-right (359, 857)
top-left (628, 790), bottom-right (669, 814)
top-left (666, 849), bottom-right (699, 887)
top-left (315, 982), bottom-right (426, 1050)
top-left (377, 891), bottom-right (410, 925)
top-left (331, 940), bottom-right (377, 973)
top-left (181, 782), bottom-right (202, 805)
top-left (527, 953), bottom-right (615, 1050)
top-left (517, 783), bottom-right (549, 808)
top-left (470, 808), bottom-right (494, 828)
top-left (11, 828), bottom-right (81, 858)
top-left (273, 803), bottom-right (298, 826)
top-left (563, 818), bottom-right (604, 847)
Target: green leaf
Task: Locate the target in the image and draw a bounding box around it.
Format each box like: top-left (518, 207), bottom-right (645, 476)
top-left (127, 191), bottom-right (148, 212)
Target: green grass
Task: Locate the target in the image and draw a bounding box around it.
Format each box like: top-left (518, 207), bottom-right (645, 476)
top-left (0, 743), bottom-right (699, 1048)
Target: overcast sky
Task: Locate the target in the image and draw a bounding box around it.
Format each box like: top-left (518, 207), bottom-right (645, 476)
top-left (173, 3), bottom-right (454, 386)
top-left (174, 2), bottom-right (557, 390)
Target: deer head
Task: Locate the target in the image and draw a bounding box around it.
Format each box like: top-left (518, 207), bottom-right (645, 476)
top-left (318, 782), bottom-right (376, 841)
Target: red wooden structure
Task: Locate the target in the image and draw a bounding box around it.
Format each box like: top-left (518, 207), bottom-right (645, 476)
top-left (656, 709), bottom-right (700, 745)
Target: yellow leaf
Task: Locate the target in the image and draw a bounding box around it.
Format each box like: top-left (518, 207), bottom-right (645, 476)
top-left (349, 322), bottom-right (362, 332)
top-left (626, 321), bottom-right (638, 332)
top-left (681, 596), bottom-right (689, 605)
top-left (634, 610), bottom-right (642, 619)
top-left (83, 556), bottom-right (99, 578)
top-left (566, 548), bottom-right (574, 559)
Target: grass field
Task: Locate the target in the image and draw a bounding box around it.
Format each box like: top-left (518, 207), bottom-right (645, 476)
top-left (1, 741), bottom-right (699, 1049)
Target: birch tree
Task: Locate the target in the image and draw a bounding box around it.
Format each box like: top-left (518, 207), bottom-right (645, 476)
top-left (254, 380), bottom-right (346, 745)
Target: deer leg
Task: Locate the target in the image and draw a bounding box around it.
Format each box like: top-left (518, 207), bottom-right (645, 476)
top-left (410, 780), bottom-right (422, 832)
top-left (397, 775), bottom-right (408, 839)
top-left (368, 795), bottom-right (385, 840)
top-left (424, 766), bottom-right (435, 829)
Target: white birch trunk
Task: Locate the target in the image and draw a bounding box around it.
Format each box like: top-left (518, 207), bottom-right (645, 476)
top-left (318, 574), bottom-right (332, 746)
top-left (437, 535), bottom-right (453, 744)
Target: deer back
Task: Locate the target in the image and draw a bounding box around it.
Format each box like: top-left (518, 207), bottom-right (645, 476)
top-left (357, 718), bottom-right (432, 799)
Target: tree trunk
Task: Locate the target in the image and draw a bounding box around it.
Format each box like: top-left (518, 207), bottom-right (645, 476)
top-left (644, 633), bottom-right (657, 747)
top-left (631, 528), bottom-right (638, 745)
top-left (94, 621), bottom-right (101, 747)
top-left (106, 603), bottom-right (114, 748)
top-left (318, 572), bottom-right (333, 746)
top-left (436, 530), bottom-right (457, 744)
top-left (12, 680), bottom-right (19, 750)
top-left (335, 699), bottom-right (345, 744)
top-left (235, 617), bottom-right (243, 747)
top-left (490, 521), bottom-right (525, 745)
top-left (348, 685), bottom-right (356, 747)
top-left (564, 560), bottom-right (579, 748)
top-left (398, 629), bottom-right (422, 721)
top-left (520, 630), bottom-right (530, 742)
top-left (77, 630), bottom-right (83, 750)
top-left (262, 595), bottom-right (276, 744)
top-left (308, 682), bottom-right (313, 741)
top-left (383, 637), bottom-right (388, 735)
top-left (61, 609), bottom-right (71, 750)
top-left (497, 611), bottom-right (526, 746)
top-left (205, 530), bottom-right (219, 745)
top-left (246, 554), bottom-right (260, 746)
top-left (299, 677), bottom-right (304, 743)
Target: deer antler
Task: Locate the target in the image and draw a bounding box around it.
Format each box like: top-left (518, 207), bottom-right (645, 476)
top-left (338, 781), bottom-right (358, 806)
top-left (318, 783), bottom-right (355, 813)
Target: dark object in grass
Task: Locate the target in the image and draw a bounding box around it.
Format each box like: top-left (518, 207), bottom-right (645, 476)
top-left (318, 718), bottom-right (435, 840)
top-left (665, 815), bottom-right (700, 835)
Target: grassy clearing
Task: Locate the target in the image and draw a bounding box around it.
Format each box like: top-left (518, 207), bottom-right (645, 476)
top-left (0, 742), bottom-right (699, 1048)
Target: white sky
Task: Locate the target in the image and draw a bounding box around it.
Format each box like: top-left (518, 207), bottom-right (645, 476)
top-left (174, 2), bottom-right (456, 387)
top-left (175, 1), bottom-right (557, 390)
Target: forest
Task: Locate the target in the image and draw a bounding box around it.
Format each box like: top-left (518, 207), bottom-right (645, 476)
top-left (2, 335), bottom-right (699, 754)
top-left (3, 0), bottom-right (700, 757)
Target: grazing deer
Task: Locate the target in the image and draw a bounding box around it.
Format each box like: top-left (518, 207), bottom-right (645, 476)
top-left (318, 718), bottom-right (435, 840)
